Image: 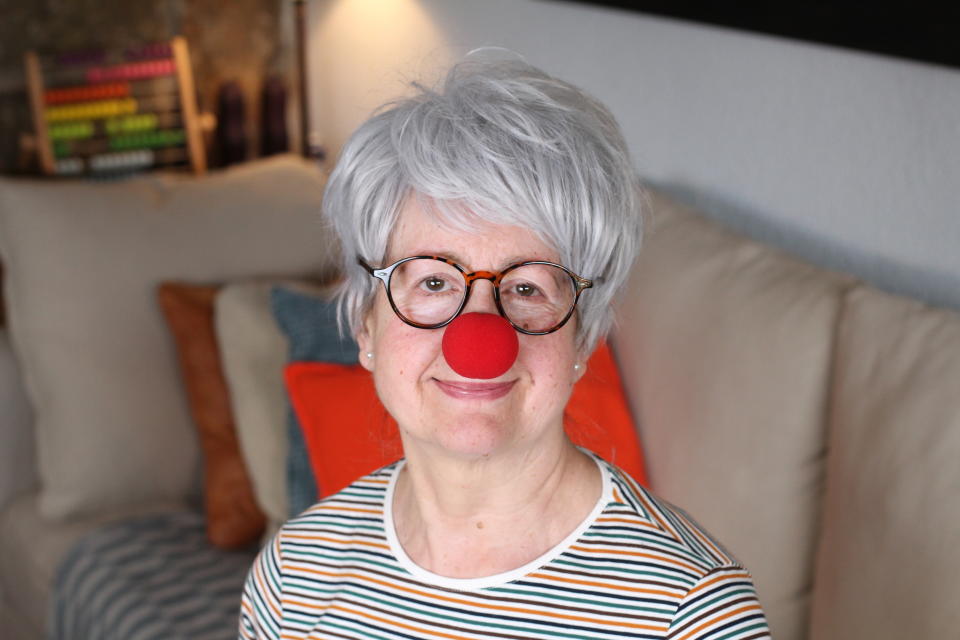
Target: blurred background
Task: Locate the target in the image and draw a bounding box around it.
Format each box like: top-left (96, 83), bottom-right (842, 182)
top-left (1, 4), bottom-right (958, 639)
top-left (2, 0), bottom-right (956, 312)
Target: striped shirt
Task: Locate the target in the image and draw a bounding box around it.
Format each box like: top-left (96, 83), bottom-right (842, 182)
top-left (239, 455), bottom-right (770, 639)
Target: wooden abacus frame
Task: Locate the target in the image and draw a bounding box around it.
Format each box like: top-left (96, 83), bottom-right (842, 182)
top-left (25, 36), bottom-right (206, 176)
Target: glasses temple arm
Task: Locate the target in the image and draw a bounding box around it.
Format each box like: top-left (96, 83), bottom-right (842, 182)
top-left (356, 256), bottom-right (376, 274)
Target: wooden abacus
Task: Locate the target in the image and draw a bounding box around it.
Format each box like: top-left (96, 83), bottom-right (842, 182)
top-left (25, 37), bottom-right (206, 176)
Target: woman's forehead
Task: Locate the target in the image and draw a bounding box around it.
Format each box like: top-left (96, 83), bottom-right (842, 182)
top-left (387, 198), bottom-right (561, 268)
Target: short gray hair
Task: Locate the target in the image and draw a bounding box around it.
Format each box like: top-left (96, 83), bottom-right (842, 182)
top-left (323, 56), bottom-right (644, 353)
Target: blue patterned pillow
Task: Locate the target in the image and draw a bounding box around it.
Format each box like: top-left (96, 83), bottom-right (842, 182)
top-left (270, 285), bottom-right (358, 516)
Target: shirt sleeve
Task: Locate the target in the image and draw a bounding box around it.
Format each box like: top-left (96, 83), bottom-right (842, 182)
top-left (238, 533), bottom-right (285, 640)
top-left (665, 565), bottom-right (771, 640)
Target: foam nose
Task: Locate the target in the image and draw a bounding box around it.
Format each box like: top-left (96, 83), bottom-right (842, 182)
top-left (441, 312), bottom-right (519, 379)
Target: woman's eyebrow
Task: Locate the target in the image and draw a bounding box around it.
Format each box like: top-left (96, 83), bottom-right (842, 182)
top-left (406, 250), bottom-right (465, 264)
top-left (404, 251), bottom-right (555, 270)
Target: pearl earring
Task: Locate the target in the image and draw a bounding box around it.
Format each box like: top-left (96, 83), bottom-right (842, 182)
top-left (366, 352), bottom-right (373, 359)
top-left (573, 363), bottom-right (581, 371)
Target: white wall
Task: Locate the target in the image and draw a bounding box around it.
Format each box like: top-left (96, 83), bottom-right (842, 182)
top-left (306, 0), bottom-right (960, 311)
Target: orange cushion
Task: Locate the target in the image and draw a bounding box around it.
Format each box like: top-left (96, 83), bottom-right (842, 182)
top-left (284, 362), bottom-right (402, 499)
top-left (565, 341), bottom-right (648, 485)
top-left (157, 282), bottom-right (266, 548)
top-left (284, 341), bottom-right (646, 498)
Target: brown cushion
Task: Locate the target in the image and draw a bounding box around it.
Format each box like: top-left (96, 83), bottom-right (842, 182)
top-left (157, 282), bottom-right (265, 548)
top-left (809, 286), bottom-right (960, 639)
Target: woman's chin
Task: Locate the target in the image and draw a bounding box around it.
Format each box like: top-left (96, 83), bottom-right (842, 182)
top-left (410, 415), bottom-right (516, 460)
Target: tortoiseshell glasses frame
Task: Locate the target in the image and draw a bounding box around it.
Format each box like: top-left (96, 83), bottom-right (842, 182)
top-left (357, 255), bottom-right (594, 335)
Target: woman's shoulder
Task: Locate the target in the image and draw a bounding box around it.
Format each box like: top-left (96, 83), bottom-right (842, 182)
top-left (278, 460), bottom-right (401, 536)
top-left (597, 457), bottom-right (745, 574)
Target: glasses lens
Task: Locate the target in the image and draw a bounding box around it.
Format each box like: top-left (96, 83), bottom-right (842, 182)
top-left (500, 264), bottom-right (577, 333)
top-left (389, 258), bottom-right (465, 326)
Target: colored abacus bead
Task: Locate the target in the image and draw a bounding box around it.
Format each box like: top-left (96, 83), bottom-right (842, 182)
top-left (90, 149), bottom-right (154, 172)
top-left (49, 121), bottom-right (94, 141)
top-left (54, 157), bottom-right (84, 175)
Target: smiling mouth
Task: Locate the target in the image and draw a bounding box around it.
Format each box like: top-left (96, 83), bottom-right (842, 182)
top-left (433, 379), bottom-right (516, 400)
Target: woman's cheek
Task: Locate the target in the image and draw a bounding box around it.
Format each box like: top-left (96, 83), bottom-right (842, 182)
top-left (517, 333), bottom-right (578, 409)
top-left (372, 323), bottom-right (438, 408)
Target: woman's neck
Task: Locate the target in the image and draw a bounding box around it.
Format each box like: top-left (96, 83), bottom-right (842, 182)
top-left (391, 436), bottom-right (602, 579)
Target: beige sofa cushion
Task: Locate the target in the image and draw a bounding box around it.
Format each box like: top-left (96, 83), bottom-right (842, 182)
top-left (0, 155), bottom-right (334, 521)
top-left (611, 189), bottom-right (855, 640)
top-left (0, 329), bottom-right (35, 513)
top-left (809, 286), bottom-right (960, 639)
top-left (215, 280), bottom-right (291, 533)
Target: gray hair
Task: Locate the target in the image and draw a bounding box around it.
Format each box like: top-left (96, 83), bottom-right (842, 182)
top-left (322, 56), bottom-right (644, 354)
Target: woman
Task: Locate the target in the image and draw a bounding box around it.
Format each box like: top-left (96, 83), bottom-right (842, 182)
top-left (240, 57), bottom-right (770, 639)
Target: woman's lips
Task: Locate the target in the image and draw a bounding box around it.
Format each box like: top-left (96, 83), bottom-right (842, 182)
top-left (433, 379), bottom-right (516, 400)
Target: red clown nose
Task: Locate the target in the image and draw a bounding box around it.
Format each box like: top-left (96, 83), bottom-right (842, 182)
top-left (441, 312), bottom-right (519, 379)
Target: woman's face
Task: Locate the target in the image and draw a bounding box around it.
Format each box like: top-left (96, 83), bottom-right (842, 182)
top-left (357, 199), bottom-right (585, 461)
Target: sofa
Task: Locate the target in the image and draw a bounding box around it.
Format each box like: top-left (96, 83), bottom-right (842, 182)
top-left (1, 155), bottom-right (958, 639)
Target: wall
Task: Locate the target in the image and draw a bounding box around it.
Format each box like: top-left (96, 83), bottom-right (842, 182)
top-left (305, 0), bottom-right (960, 312)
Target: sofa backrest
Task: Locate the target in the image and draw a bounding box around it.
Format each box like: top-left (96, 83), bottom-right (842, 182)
top-left (809, 285), bottom-right (960, 639)
top-left (0, 155), bottom-right (336, 522)
top-left (611, 189), bottom-right (856, 640)
top-left (0, 328), bottom-right (35, 513)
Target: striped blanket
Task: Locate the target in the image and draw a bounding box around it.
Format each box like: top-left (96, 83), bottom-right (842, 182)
top-left (51, 510), bottom-right (256, 640)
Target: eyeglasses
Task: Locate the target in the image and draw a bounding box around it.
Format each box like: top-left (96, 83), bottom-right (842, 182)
top-left (358, 255), bottom-right (594, 335)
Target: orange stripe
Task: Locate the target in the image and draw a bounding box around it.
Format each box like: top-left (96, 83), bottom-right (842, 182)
top-left (287, 568), bottom-right (663, 631)
top-left (568, 544), bottom-right (701, 573)
top-left (284, 596), bottom-right (329, 611)
top-left (673, 604), bottom-right (764, 640)
top-left (612, 486), bottom-right (625, 503)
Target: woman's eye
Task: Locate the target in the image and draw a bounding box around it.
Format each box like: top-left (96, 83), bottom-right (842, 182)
top-left (421, 276), bottom-right (448, 292)
top-left (514, 282), bottom-right (540, 297)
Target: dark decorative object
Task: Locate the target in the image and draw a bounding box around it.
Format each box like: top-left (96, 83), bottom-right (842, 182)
top-left (552, 1), bottom-right (960, 70)
top-left (294, 0), bottom-right (312, 158)
top-left (215, 80), bottom-right (247, 166)
top-left (259, 74), bottom-right (289, 156)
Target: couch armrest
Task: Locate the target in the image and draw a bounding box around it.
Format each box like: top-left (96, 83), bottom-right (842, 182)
top-left (0, 328), bottom-right (36, 512)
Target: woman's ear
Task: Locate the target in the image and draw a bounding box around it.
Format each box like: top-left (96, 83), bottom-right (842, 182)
top-left (355, 313), bottom-right (375, 372)
top-left (573, 342), bottom-right (597, 383)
